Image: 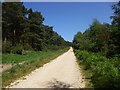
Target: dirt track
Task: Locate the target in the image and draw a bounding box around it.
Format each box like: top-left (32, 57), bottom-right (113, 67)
top-left (8, 47), bottom-right (85, 88)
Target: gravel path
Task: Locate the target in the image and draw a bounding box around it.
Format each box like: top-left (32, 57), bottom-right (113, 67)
top-left (8, 47), bottom-right (85, 88)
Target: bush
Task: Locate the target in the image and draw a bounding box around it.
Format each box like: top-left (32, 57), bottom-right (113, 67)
top-left (23, 44), bottom-right (33, 50)
top-left (2, 41), bottom-right (12, 53)
top-left (92, 61), bottom-right (119, 88)
top-left (11, 44), bottom-right (23, 55)
top-left (74, 49), bottom-right (120, 88)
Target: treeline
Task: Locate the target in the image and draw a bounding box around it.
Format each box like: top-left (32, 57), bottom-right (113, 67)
top-left (73, 2), bottom-right (120, 88)
top-left (73, 2), bottom-right (120, 57)
top-left (2, 2), bottom-right (70, 54)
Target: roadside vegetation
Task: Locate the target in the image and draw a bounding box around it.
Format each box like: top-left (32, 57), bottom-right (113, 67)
top-left (2, 48), bottom-right (69, 87)
top-left (74, 50), bottom-right (120, 88)
top-left (72, 1), bottom-right (120, 88)
top-left (2, 2), bottom-right (71, 88)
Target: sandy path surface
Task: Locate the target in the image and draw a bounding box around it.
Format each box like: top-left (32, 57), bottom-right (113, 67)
top-left (8, 47), bottom-right (85, 88)
top-left (0, 64), bottom-right (12, 73)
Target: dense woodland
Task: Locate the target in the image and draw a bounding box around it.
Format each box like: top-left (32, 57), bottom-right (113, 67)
top-left (73, 2), bottom-right (120, 88)
top-left (73, 2), bottom-right (120, 57)
top-left (2, 2), bottom-right (70, 54)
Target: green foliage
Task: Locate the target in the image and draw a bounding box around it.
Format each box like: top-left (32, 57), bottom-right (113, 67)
top-left (72, 2), bottom-right (120, 88)
top-left (72, 1), bottom-right (120, 56)
top-left (2, 41), bottom-right (12, 53)
top-left (93, 61), bottom-right (119, 88)
top-left (2, 2), bottom-right (69, 53)
top-left (2, 2), bottom-right (27, 45)
top-left (23, 44), bottom-right (33, 50)
top-left (73, 19), bottom-right (111, 55)
top-left (74, 50), bottom-right (120, 88)
top-left (73, 19), bottom-right (119, 57)
top-left (11, 44), bottom-right (23, 55)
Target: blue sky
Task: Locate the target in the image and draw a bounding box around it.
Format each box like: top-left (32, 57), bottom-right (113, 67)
top-left (23, 2), bottom-right (116, 42)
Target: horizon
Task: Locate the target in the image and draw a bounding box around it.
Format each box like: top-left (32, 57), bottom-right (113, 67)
top-left (23, 2), bottom-right (116, 42)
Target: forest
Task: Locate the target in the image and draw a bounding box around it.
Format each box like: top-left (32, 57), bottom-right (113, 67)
top-left (2, 2), bottom-right (70, 54)
top-left (72, 1), bottom-right (120, 88)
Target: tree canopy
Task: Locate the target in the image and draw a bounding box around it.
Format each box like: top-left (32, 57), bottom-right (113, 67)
top-left (73, 1), bottom-right (120, 57)
top-left (2, 2), bottom-right (70, 54)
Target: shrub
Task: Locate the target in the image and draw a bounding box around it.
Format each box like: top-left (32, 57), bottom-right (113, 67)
top-left (92, 61), bottom-right (119, 88)
top-left (23, 44), bottom-right (33, 50)
top-left (74, 49), bottom-right (120, 88)
top-left (11, 44), bottom-right (23, 55)
top-left (2, 41), bottom-right (12, 53)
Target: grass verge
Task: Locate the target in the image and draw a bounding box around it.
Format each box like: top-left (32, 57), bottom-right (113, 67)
top-left (2, 47), bottom-right (69, 88)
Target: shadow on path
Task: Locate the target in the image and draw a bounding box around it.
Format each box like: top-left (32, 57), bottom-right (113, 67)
top-left (47, 79), bottom-right (72, 89)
